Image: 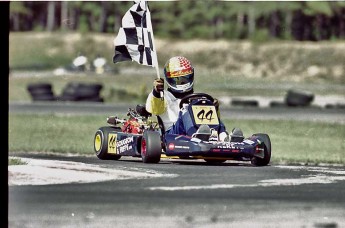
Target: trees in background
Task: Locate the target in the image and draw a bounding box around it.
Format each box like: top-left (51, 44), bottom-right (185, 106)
top-left (9, 1), bottom-right (345, 41)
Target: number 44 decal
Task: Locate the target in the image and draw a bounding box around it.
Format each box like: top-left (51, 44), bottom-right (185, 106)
top-left (192, 106), bottom-right (219, 125)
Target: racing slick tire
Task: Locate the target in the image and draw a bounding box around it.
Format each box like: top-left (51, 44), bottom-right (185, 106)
top-left (60, 82), bottom-right (103, 102)
top-left (94, 126), bottom-right (122, 160)
top-left (141, 131), bottom-right (161, 163)
top-left (251, 133), bottom-right (271, 166)
top-left (27, 83), bottom-right (52, 92)
top-left (285, 89), bottom-right (314, 107)
top-left (27, 83), bottom-right (56, 101)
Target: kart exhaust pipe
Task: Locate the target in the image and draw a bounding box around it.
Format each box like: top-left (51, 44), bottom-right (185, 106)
top-left (107, 116), bottom-right (126, 126)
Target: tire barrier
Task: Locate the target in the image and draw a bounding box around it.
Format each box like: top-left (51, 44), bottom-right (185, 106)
top-left (27, 83), bottom-right (56, 101)
top-left (231, 99), bottom-right (259, 107)
top-left (269, 101), bottom-right (287, 108)
top-left (285, 89), bottom-right (314, 107)
top-left (325, 103), bottom-right (345, 109)
top-left (58, 82), bottom-right (104, 102)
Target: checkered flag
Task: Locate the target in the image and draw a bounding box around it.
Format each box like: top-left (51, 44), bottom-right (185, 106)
top-left (113, 0), bottom-right (158, 68)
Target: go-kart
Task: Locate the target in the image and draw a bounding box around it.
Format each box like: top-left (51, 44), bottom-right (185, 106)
top-left (93, 93), bottom-right (271, 166)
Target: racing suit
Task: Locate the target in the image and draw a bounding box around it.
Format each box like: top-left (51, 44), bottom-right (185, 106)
top-left (145, 89), bottom-right (228, 141)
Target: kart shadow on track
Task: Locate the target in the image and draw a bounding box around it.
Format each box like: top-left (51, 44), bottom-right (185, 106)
top-left (166, 159), bottom-right (263, 167)
top-left (94, 93), bottom-right (272, 166)
top-left (100, 157), bottom-right (258, 167)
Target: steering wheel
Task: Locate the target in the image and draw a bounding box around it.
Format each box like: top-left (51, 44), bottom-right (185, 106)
top-left (179, 93), bottom-right (214, 109)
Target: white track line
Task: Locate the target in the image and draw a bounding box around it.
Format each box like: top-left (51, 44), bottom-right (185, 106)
top-left (8, 157), bottom-right (177, 186)
top-left (148, 166), bottom-right (345, 191)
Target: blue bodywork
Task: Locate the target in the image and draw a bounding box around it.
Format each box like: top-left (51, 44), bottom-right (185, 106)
top-left (164, 133), bottom-right (264, 160)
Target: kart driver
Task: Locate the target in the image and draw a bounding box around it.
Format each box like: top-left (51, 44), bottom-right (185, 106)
top-left (145, 56), bottom-right (229, 142)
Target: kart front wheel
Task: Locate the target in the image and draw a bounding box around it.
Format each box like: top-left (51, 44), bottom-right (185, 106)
top-left (141, 131), bottom-right (161, 163)
top-left (251, 133), bottom-right (271, 166)
top-left (94, 126), bottom-right (122, 160)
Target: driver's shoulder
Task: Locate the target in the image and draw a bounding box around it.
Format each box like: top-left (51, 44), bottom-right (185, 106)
top-left (165, 90), bottom-right (180, 102)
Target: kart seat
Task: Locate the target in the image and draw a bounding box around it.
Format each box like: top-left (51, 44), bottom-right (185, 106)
top-left (135, 104), bottom-right (166, 134)
top-left (136, 104), bottom-right (151, 118)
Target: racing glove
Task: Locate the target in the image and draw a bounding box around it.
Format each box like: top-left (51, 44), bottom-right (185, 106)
top-left (153, 78), bottom-right (164, 93)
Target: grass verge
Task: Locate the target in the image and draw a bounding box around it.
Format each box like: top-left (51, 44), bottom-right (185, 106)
top-left (9, 114), bottom-right (345, 165)
top-left (8, 157), bottom-right (27, 166)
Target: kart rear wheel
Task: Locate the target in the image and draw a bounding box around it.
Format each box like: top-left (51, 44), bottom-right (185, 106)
top-left (141, 131), bottom-right (161, 163)
top-left (94, 126), bottom-right (122, 160)
top-left (251, 133), bottom-right (271, 166)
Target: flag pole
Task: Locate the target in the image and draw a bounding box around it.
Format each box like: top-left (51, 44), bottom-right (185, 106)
top-left (146, 1), bottom-right (163, 98)
top-left (152, 47), bottom-right (163, 98)
top-left (154, 63), bottom-right (160, 79)
top-left (154, 58), bottom-right (164, 99)
top-left (146, 0), bottom-right (160, 80)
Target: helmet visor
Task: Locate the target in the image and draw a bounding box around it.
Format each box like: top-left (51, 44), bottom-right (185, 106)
top-left (166, 73), bottom-right (194, 88)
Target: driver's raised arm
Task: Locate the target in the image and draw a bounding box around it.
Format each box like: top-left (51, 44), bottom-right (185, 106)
top-left (145, 78), bottom-right (167, 115)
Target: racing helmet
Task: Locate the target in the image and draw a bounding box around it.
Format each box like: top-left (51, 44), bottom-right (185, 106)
top-left (163, 56), bottom-right (194, 94)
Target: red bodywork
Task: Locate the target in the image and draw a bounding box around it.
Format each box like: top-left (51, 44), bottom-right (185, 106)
top-left (121, 118), bottom-right (143, 134)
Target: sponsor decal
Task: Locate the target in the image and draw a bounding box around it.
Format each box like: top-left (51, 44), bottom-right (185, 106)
top-left (108, 133), bottom-right (117, 154)
top-left (116, 136), bottom-right (134, 154)
top-left (168, 143), bottom-right (175, 150)
top-left (174, 145), bottom-right (190, 149)
top-left (217, 142), bottom-right (236, 149)
top-left (214, 146), bottom-right (239, 153)
top-left (243, 139), bottom-right (255, 145)
top-left (167, 143), bottom-right (189, 151)
top-left (168, 68), bottom-right (193, 77)
top-left (256, 146), bottom-right (264, 153)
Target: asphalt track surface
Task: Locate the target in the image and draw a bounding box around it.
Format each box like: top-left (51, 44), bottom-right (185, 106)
top-left (8, 153), bottom-right (345, 228)
top-left (8, 102), bottom-right (345, 227)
